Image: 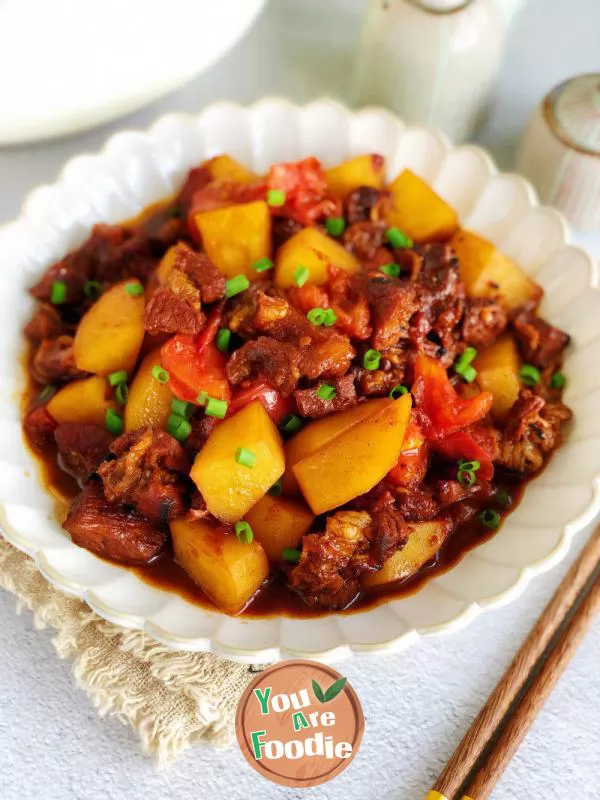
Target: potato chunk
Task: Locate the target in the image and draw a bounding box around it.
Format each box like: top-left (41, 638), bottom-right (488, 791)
top-left (325, 154), bottom-right (385, 199)
top-left (293, 394), bottom-right (411, 514)
top-left (274, 227), bottom-right (360, 288)
top-left (473, 334), bottom-right (521, 420)
top-left (362, 519), bottom-right (452, 587)
top-left (73, 280), bottom-right (145, 375)
top-left (450, 229), bottom-right (542, 311)
top-left (47, 376), bottom-right (115, 426)
top-left (244, 495), bottom-right (315, 562)
top-left (283, 398), bottom-right (392, 495)
top-left (386, 169), bottom-right (458, 243)
top-left (190, 400), bottom-right (285, 523)
top-left (192, 200), bottom-right (271, 280)
top-left (125, 347), bottom-right (174, 432)
top-left (171, 517), bottom-right (269, 614)
top-left (204, 155), bottom-right (258, 184)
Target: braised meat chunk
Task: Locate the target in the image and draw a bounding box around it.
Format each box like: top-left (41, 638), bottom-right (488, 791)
top-left (32, 336), bottom-right (85, 384)
top-left (512, 309), bottom-right (570, 369)
top-left (97, 428), bottom-right (189, 526)
top-left (63, 483), bottom-right (166, 565)
top-left (54, 423), bottom-right (113, 479)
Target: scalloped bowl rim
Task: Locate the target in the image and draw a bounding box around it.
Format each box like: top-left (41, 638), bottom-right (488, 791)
top-left (0, 97), bottom-right (599, 664)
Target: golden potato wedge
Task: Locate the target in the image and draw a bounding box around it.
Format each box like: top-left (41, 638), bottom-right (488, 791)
top-left (47, 376), bottom-right (115, 426)
top-left (155, 241), bottom-right (188, 285)
top-left (274, 226), bottom-right (360, 288)
top-left (283, 398), bottom-right (392, 495)
top-left (244, 495), bottom-right (315, 562)
top-left (73, 280), bottom-right (145, 375)
top-left (473, 334), bottom-right (521, 420)
top-left (125, 347), bottom-right (174, 432)
top-left (171, 516), bottom-right (269, 614)
top-left (293, 394), bottom-right (411, 514)
top-left (325, 154), bottom-right (385, 199)
top-left (204, 155), bottom-right (258, 184)
top-left (192, 200), bottom-right (270, 280)
top-left (450, 229), bottom-right (542, 311)
top-left (386, 168), bottom-right (458, 243)
top-left (191, 400), bottom-right (285, 523)
top-left (362, 519), bottom-right (452, 587)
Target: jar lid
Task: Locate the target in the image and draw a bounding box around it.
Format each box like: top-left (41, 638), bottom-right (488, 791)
top-left (544, 73), bottom-right (600, 156)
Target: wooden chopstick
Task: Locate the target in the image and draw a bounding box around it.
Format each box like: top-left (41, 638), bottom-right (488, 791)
top-left (425, 523), bottom-right (600, 800)
top-left (459, 568), bottom-right (600, 799)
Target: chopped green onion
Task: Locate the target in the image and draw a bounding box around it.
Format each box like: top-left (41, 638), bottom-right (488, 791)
top-left (235, 520), bottom-right (254, 544)
top-left (454, 347), bottom-right (478, 382)
top-left (458, 459), bottom-right (480, 472)
top-left (520, 364), bottom-right (541, 387)
top-left (125, 282), bottom-right (144, 297)
top-left (235, 447), bottom-right (257, 468)
top-left (225, 274), bottom-right (250, 299)
top-left (316, 384), bottom-right (336, 401)
top-left (252, 256), bottom-right (274, 273)
top-left (267, 189), bottom-right (286, 207)
top-left (282, 548), bottom-right (302, 563)
top-left (380, 263), bottom-right (401, 278)
top-left (196, 390), bottom-right (208, 406)
top-left (83, 280), bottom-right (103, 299)
top-left (294, 265), bottom-right (310, 287)
top-left (389, 384), bottom-right (408, 399)
top-left (363, 349), bottom-right (381, 371)
top-left (216, 328), bottom-right (231, 352)
top-left (550, 371), bottom-right (566, 390)
top-left (167, 413), bottom-right (192, 442)
top-left (480, 508), bottom-right (501, 530)
top-left (50, 281), bottom-right (67, 305)
top-left (115, 383), bottom-right (129, 406)
top-left (205, 397), bottom-right (228, 419)
top-left (151, 365), bottom-right (170, 384)
top-left (107, 370), bottom-right (128, 387)
top-left (322, 308), bottom-right (337, 327)
top-left (386, 227), bottom-right (413, 249)
top-left (268, 479), bottom-right (283, 497)
top-left (280, 414), bottom-right (302, 435)
top-left (325, 217), bottom-right (346, 237)
top-left (171, 398), bottom-right (194, 419)
top-left (38, 385), bottom-right (56, 404)
top-left (105, 409), bottom-right (124, 436)
top-left (306, 307), bottom-right (327, 326)
top-left (457, 468), bottom-right (476, 487)
top-left (495, 487), bottom-right (511, 508)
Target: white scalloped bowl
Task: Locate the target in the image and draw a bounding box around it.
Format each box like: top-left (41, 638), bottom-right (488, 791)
top-left (1, 100), bottom-right (599, 664)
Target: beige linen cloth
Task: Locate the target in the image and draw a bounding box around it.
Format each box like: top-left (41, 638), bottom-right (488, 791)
top-left (0, 537), bottom-right (258, 766)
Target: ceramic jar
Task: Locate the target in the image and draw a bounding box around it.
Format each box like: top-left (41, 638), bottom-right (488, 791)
top-left (517, 74), bottom-right (600, 232)
top-left (353, 0), bottom-right (522, 143)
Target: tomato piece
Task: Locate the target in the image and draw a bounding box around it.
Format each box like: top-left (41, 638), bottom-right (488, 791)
top-left (161, 335), bottom-right (230, 404)
top-left (229, 381), bottom-right (294, 424)
top-left (432, 428), bottom-right (495, 480)
top-left (412, 354), bottom-right (493, 439)
top-left (267, 157), bottom-right (341, 226)
top-left (386, 416), bottom-right (428, 487)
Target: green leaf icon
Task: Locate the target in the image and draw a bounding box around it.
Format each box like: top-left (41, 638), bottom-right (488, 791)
top-left (312, 679), bottom-right (325, 703)
top-left (323, 677), bottom-right (347, 702)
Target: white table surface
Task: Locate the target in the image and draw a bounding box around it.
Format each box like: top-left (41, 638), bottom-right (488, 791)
top-left (1, 1), bottom-right (599, 798)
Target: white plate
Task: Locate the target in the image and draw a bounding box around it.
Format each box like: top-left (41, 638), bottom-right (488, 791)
top-left (0, 0), bottom-right (266, 145)
top-left (1, 99), bottom-right (599, 664)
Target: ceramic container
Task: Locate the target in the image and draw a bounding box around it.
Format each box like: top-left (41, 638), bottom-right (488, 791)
top-left (1, 99), bottom-right (599, 663)
top-left (517, 74), bottom-right (600, 232)
top-left (353, 0), bottom-right (524, 143)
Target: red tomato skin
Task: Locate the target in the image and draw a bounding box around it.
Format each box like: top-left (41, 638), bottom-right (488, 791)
top-left (161, 333), bottom-right (231, 405)
top-left (432, 429), bottom-right (495, 481)
top-left (412, 354), bottom-right (493, 439)
top-left (266, 157), bottom-right (341, 226)
top-left (386, 417), bottom-right (429, 487)
top-left (229, 381), bottom-right (294, 424)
